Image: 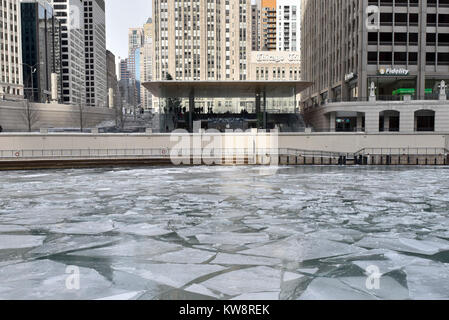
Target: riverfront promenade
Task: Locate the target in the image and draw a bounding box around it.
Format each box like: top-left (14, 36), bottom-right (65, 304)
top-left (0, 132), bottom-right (448, 169)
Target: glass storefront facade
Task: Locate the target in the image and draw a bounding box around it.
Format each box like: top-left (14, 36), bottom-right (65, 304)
top-left (367, 76), bottom-right (417, 101)
top-left (148, 82), bottom-right (304, 132)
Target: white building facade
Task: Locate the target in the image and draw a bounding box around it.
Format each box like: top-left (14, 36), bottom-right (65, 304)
top-left (0, 0), bottom-right (23, 99)
top-left (83, 0), bottom-right (107, 107)
top-left (276, 0), bottom-right (300, 52)
top-left (50, 0), bottom-right (85, 106)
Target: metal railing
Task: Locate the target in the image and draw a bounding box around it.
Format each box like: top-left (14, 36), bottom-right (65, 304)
top-left (0, 147), bottom-right (346, 161)
top-left (355, 147), bottom-right (449, 157)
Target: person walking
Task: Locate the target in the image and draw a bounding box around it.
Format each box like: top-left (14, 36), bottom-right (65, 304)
top-left (0, 125), bottom-right (3, 133)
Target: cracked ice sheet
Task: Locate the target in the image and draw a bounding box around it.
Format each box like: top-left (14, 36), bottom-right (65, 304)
top-left (0, 260), bottom-right (125, 300)
top-left (211, 253), bottom-right (281, 266)
top-left (355, 236), bottom-right (449, 256)
top-left (151, 248), bottom-right (215, 264)
top-left (49, 221), bottom-right (115, 235)
top-left (116, 223), bottom-right (172, 237)
top-left (68, 239), bottom-right (182, 259)
top-left (112, 262), bottom-right (225, 288)
top-left (0, 235), bottom-right (46, 250)
top-left (201, 266), bottom-right (282, 296)
top-left (196, 233), bottom-right (270, 245)
top-left (240, 236), bottom-right (365, 262)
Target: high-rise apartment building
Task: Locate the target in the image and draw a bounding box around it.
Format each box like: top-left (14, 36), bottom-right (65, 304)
top-left (301, 0), bottom-right (449, 108)
top-left (276, 0), bottom-right (300, 52)
top-left (251, 3), bottom-right (261, 51)
top-left (152, 0), bottom-right (252, 81)
top-left (50, 0), bottom-right (85, 106)
top-left (0, 0), bottom-right (23, 99)
top-left (260, 0), bottom-right (277, 51)
top-left (119, 58), bottom-right (129, 81)
top-left (83, 0), bottom-right (107, 107)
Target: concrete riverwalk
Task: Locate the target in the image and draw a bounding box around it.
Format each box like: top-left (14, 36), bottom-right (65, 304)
top-left (0, 132), bottom-right (448, 169)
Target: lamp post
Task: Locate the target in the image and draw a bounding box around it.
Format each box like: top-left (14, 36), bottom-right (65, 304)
top-left (22, 63), bottom-right (38, 102)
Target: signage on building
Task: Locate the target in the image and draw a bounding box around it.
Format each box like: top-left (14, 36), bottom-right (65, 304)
top-left (378, 68), bottom-right (410, 76)
top-left (255, 53), bottom-right (301, 64)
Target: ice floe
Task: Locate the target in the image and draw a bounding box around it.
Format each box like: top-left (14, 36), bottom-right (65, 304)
top-left (112, 262), bottom-right (225, 288)
top-left (201, 266), bottom-right (281, 296)
top-left (240, 236), bottom-right (365, 262)
top-left (0, 235), bottom-right (46, 250)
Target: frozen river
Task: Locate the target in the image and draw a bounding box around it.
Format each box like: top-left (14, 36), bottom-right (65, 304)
top-left (1, 166), bottom-right (449, 300)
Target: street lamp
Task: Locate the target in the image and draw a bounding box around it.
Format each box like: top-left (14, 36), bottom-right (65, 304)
top-left (22, 63), bottom-right (38, 102)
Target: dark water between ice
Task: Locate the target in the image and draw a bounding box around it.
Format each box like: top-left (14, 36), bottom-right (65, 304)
top-left (0, 166), bottom-right (449, 300)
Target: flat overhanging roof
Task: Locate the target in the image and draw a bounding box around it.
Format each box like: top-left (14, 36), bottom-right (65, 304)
top-left (143, 81), bottom-right (314, 97)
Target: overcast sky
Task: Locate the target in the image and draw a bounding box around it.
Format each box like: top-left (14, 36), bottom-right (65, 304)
top-left (105, 0), bottom-right (152, 62)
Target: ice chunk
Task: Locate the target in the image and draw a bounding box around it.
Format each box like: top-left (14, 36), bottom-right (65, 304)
top-left (298, 268), bottom-right (319, 275)
top-left (196, 232), bottom-right (269, 246)
top-left (240, 236), bottom-right (364, 262)
top-left (201, 266), bottom-right (281, 296)
top-left (184, 284), bottom-right (220, 299)
top-left (49, 221), bottom-right (115, 235)
top-left (113, 263), bottom-right (225, 288)
top-left (116, 223), bottom-right (172, 237)
top-left (356, 236), bottom-right (449, 256)
top-left (0, 260), bottom-right (125, 300)
top-left (212, 253), bottom-right (281, 266)
top-left (0, 235), bottom-right (45, 250)
top-left (299, 278), bottom-right (376, 300)
top-left (231, 292), bottom-right (280, 300)
top-left (68, 239), bottom-right (182, 259)
top-left (151, 248), bottom-right (215, 264)
top-left (0, 225), bottom-right (29, 233)
top-left (283, 272), bottom-right (305, 282)
top-left (339, 277), bottom-right (410, 300)
top-left (96, 291), bottom-right (145, 300)
top-left (405, 264), bottom-right (449, 299)
top-left (29, 236), bottom-right (120, 257)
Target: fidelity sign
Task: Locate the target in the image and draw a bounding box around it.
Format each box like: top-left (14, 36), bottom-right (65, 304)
top-left (378, 68), bottom-right (410, 76)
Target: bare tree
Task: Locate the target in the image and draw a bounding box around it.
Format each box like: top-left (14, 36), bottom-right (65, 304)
top-left (22, 100), bottom-right (39, 132)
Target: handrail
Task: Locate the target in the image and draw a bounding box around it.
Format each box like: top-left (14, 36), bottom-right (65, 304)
top-left (354, 147), bottom-right (449, 156)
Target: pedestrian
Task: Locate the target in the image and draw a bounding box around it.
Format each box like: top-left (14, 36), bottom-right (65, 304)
top-left (0, 125), bottom-right (3, 133)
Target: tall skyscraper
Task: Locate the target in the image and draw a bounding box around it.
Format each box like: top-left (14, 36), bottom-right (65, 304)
top-left (140, 18), bottom-right (153, 111)
top-left (260, 0), bottom-right (277, 51)
top-left (152, 0), bottom-right (252, 81)
top-left (301, 0), bottom-right (449, 108)
top-left (0, 0), bottom-right (23, 99)
top-left (21, 0), bottom-right (62, 103)
top-left (83, 0), bottom-right (107, 107)
top-left (276, 0), bottom-right (300, 52)
top-left (50, 0), bottom-right (85, 105)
